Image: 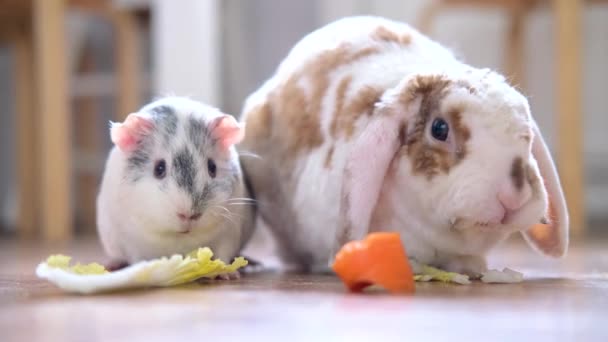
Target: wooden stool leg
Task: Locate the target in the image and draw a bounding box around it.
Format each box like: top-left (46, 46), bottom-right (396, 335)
top-left (13, 28), bottom-right (38, 238)
top-left (417, 0), bottom-right (445, 34)
top-left (505, 4), bottom-right (526, 90)
top-left (553, 0), bottom-right (585, 236)
top-left (112, 9), bottom-right (142, 120)
top-left (33, 0), bottom-right (72, 242)
top-left (75, 47), bottom-right (100, 233)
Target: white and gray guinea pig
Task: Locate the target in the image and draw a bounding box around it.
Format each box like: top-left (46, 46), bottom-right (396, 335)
top-left (97, 96), bottom-right (255, 267)
top-left (240, 16), bottom-right (569, 275)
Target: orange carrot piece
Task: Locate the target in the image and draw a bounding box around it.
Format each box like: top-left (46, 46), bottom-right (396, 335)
top-left (332, 232), bottom-right (415, 294)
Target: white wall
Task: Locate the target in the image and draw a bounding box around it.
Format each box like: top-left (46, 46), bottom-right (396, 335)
top-left (152, 0), bottom-right (220, 106)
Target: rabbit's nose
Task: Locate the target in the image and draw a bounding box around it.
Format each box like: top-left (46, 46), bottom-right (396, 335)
top-left (498, 190), bottom-right (526, 212)
top-left (497, 179), bottom-right (531, 220)
top-left (498, 204), bottom-right (512, 225)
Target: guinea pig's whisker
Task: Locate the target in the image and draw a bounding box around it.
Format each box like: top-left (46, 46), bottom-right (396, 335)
top-left (227, 197), bottom-right (256, 201)
top-left (209, 203), bottom-right (248, 224)
top-left (209, 205), bottom-right (231, 215)
top-left (207, 205), bottom-right (231, 218)
top-left (225, 197), bottom-right (257, 203)
top-left (215, 204), bottom-right (246, 219)
top-left (238, 151), bottom-right (262, 159)
top-left (225, 202), bottom-right (256, 207)
top-left (224, 211), bottom-right (246, 221)
top-left (208, 206), bottom-right (238, 225)
top-left (219, 214), bottom-right (237, 225)
top-left (222, 200), bottom-right (257, 207)
top-left (224, 201), bottom-right (257, 204)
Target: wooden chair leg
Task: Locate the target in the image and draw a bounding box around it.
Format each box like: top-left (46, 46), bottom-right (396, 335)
top-left (112, 9), bottom-right (142, 121)
top-left (553, 0), bottom-right (585, 236)
top-left (417, 0), bottom-right (445, 34)
top-left (13, 27), bottom-right (38, 239)
top-left (75, 46), bottom-right (100, 234)
top-left (33, 0), bottom-right (72, 242)
top-left (504, 4), bottom-right (526, 90)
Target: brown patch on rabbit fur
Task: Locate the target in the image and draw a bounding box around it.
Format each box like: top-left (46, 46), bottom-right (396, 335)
top-left (330, 75), bottom-right (353, 137)
top-left (511, 157), bottom-right (525, 191)
top-left (372, 25), bottom-right (412, 46)
top-left (325, 33), bottom-right (406, 140)
top-left (330, 77), bottom-right (383, 139)
top-left (398, 75), bottom-right (471, 179)
top-left (265, 43), bottom-right (381, 159)
top-left (243, 102), bottom-right (273, 143)
top-left (526, 164), bottom-right (542, 198)
top-left (399, 74), bottom-right (452, 106)
top-left (398, 121), bottom-right (408, 144)
top-left (273, 76), bottom-right (325, 156)
top-left (450, 108), bottom-right (470, 161)
top-left (324, 145), bottom-right (335, 169)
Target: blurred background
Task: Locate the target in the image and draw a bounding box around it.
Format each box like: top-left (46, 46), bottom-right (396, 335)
top-left (0, 0), bottom-right (606, 242)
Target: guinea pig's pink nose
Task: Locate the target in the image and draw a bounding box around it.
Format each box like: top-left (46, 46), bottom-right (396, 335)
top-left (177, 212), bottom-right (202, 221)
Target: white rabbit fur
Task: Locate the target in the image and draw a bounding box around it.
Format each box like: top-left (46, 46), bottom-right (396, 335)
top-left (97, 97), bottom-right (255, 265)
top-left (239, 16), bottom-right (568, 275)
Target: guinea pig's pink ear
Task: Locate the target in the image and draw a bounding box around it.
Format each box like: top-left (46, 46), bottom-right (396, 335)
top-left (332, 111), bottom-right (402, 258)
top-left (521, 120), bottom-right (569, 257)
top-left (209, 115), bottom-right (244, 151)
top-left (110, 113), bottom-right (154, 152)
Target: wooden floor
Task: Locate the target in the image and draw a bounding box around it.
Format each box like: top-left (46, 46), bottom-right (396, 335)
top-left (1, 235), bottom-right (607, 341)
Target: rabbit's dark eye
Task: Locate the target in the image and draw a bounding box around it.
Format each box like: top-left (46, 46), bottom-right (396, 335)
top-left (431, 118), bottom-right (449, 141)
top-left (154, 159), bottom-right (167, 179)
top-left (207, 159), bottom-right (217, 178)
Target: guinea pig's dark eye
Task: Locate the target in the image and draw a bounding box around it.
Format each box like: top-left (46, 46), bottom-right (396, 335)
top-left (207, 158), bottom-right (217, 178)
top-left (431, 118), bottom-right (449, 141)
top-left (153, 159), bottom-right (167, 179)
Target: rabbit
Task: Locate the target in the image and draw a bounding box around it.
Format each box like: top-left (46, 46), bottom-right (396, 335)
top-left (238, 16), bottom-right (569, 276)
top-left (97, 96), bottom-right (256, 267)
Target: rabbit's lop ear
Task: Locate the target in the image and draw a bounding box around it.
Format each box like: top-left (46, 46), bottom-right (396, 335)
top-left (331, 74), bottom-right (451, 259)
top-left (522, 119), bottom-right (569, 257)
top-left (330, 74), bottom-right (451, 262)
top-left (334, 111), bottom-right (402, 254)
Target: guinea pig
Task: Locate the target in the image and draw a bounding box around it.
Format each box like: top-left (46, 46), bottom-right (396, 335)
top-left (239, 16), bottom-right (568, 275)
top-left (97, 96), bottom-right (256, 267)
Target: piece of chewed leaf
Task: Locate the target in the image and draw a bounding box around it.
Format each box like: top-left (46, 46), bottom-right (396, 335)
top-left (36, 247), bottom-right (248, 294)
top-left (415, 264), bottom-right (471, 285)
top-left (413, 274), bottom-right (433, 282)
top-left (69, 263), bottom-right (109, 275)
top-left (46, 255), bottom-right (109, 275)
top-left (46, 255), bottom-right (71, 269)
top-left (413, 264), bottom-right (524, 284)
top-left (481, 267), bottom-right (524, 283)
top-left (409, 258), bottom-right (470, 284)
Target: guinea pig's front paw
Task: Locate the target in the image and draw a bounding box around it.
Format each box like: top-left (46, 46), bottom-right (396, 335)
top-left (241, 257), bottom-right (265, 274)
top-left (442, 255), bottom-right (488, 279)
top-left (104, 259), bottom-right (129, 272)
